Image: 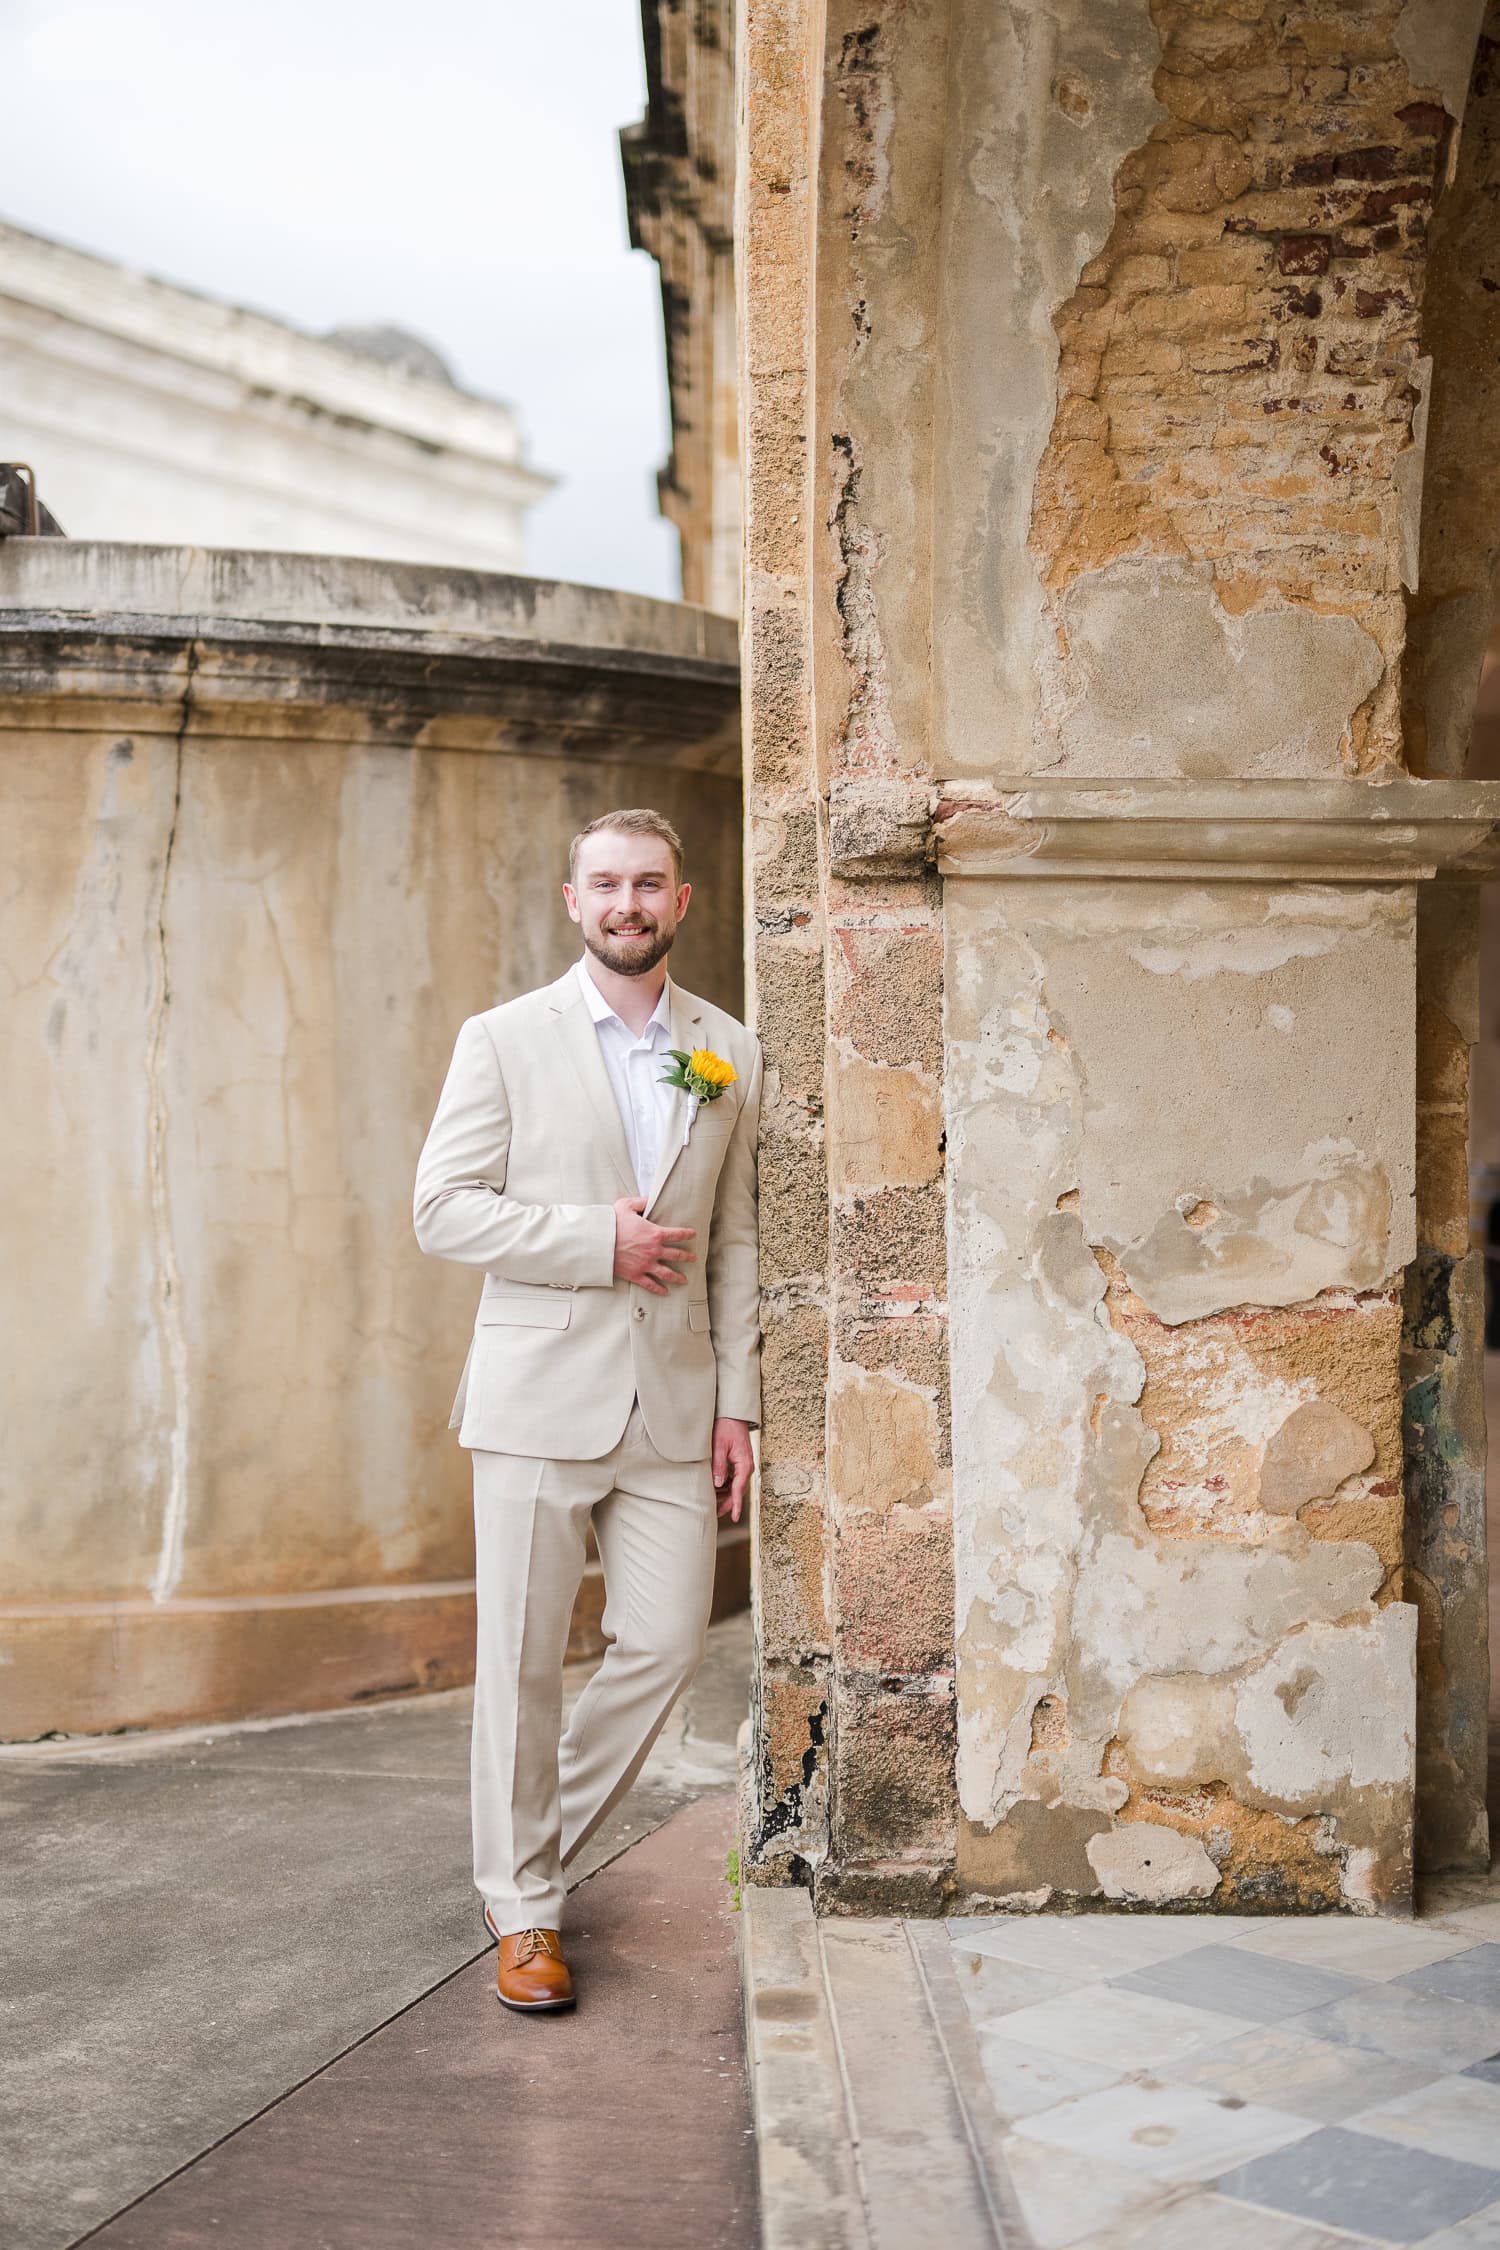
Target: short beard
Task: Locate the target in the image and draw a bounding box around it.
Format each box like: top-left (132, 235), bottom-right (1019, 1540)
top-left (585, 923), bottom-right (675, 977)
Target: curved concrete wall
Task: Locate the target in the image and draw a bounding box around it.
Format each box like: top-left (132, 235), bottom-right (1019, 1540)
top-left (0, 543), bottom-right (742, 1734)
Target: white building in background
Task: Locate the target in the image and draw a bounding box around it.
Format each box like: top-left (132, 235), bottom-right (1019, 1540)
top-left (0, 218), bottom-right (553, 569)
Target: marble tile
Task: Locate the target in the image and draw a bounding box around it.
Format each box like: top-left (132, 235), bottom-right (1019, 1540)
top-left (947, 1914), bottom-right (1255, 1981)
top-left (1066, 2192), bottom-right (1357, 2250)
top-left (1000, 2130), bottom-right (1171, 2249)
top-left (1295, 1985), bottom-right (1500, 2073)
top-left (1466, 2055), bottom-right (1500, 2086)
top-left (975, 2031), bottom-right (1125, 2122)
top-left (1398, 1946), bottom-right (1500, 2012)
top-left (1347, 2073), bottom-right (1500, 2173)
top-left (1217, 2124), bottom-right (1500, 2243)
top-left (1230, 1918), bottom-right (1471, 1983)
top-left (950, 1946), bottom-right (1085, 2021)
top-left (1416, 2202), bottom-right (1500, 2250)
top-left (1115, 1944), bottom-right (1367, 2025)
top-left (1170, 2022), bottom-right (1440, 2125)
top-left (1014, 2078), bottom-right (1317, 2184)
top-left (997, 1985), bottom-right (1253, 2071)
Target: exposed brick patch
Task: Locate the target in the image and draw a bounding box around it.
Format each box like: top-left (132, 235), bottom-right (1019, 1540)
top-left (1030, 0), bottom-right (1451, 771)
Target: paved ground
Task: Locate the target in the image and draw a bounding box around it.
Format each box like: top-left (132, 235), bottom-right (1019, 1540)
top-left (745, 1855), bottom-right (1500, 2250)
top-left (87, 1793), bottom-right (755, 2250)
top-left (0, 1611), bottom-right (752, 2250)
top-left (8, 1350), bottom-right (1500, 2250)
top-left (950, 1870), bottom-right (1500, 2248)
top-left (741, 1348), bottom-right (1500, 2250)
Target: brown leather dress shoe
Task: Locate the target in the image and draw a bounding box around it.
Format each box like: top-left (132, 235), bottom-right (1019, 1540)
top-left (495, 1927), bottom-right (574, 2012)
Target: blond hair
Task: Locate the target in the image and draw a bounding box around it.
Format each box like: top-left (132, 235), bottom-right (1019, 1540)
top-left (569, 808), bottom-right (685, 888)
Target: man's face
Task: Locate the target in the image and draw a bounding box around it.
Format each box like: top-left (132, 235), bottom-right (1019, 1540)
top-left (564, 830), bottom-right (691, 977)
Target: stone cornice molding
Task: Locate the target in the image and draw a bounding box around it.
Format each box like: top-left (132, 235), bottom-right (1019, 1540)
top-left (0, 547), bottom-right (740, 771)
top-left (932, 777), bottom-right (1500, 884)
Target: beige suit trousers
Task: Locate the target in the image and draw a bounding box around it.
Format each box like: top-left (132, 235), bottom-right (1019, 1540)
top-left (470, 1404), bottom-right (717, 1935)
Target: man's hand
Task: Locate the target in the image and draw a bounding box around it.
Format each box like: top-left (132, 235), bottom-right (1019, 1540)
top-left (613, 1196), bottom-right (696, 1295)
top-left (712, 1417), bottom-right (754, 1523)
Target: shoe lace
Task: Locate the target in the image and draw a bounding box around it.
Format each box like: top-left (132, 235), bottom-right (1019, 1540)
top-left (511, 1928), bottom-right (562, 1965)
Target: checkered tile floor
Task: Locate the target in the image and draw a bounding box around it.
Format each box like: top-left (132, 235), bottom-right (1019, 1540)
top-left (950, 1877), bottom-right (1500, 2248)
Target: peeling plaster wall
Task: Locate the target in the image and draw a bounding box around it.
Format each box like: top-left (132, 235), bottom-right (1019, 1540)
top-left (1046, 884), bottom-right (1416, 1321)
top-left (1024, 0), bottom-right (1465, 781)
top-left (738, 0), bottom-right (1492, 1913)
top-left (933, 0), bottom-right (1165, 775)
top-left (946, 880), bottom-right (1418, 1909)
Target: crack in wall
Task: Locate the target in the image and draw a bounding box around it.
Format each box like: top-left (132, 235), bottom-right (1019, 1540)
top-left (147, 646), bottom-right (197, 1605)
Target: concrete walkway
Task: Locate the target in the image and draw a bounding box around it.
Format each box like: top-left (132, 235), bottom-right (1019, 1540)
top-left (8, 1555), bottom-right (1499, 2250)
top-left (88, 1793), bottom-right (755, 2250)
top-left (0, 1612), bottom-right (752, 2250)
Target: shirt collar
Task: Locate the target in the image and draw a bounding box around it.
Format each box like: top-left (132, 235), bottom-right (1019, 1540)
top-left (575, 957), bottom-right (672, 1038)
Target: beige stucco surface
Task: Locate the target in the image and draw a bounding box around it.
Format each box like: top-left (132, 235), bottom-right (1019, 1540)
top-left (0, 545), bottom-right (741, 1733)
top-left (945, 875), bottom-right (1421, 1907)
top-left (933, 0), bottom-right (1165, 777)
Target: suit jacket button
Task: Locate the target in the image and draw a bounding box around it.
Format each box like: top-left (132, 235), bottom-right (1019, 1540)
top-left (632, 1304), bottom-right (646, 1321)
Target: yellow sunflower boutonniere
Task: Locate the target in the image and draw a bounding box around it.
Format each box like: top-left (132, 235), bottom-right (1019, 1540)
top-left (661, 1046), bottom-right (738, 1146)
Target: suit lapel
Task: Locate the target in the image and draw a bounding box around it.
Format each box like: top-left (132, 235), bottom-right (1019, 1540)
top-left (642, 982), bottom-right (703, 1217)
top-left (549, 973), bottom-right (637, 1199)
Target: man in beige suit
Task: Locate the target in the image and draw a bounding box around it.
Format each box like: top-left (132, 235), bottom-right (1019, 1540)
top-left (413, 808), bottom-right (760, 2012)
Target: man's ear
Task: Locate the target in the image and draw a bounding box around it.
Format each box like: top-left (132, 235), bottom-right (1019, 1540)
top-left (675, 880), bottom-right (692, 921)
top-left (562, 882), bottom-right (581, 924)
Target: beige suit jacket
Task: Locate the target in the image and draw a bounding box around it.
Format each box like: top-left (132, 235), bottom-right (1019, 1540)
top-left (413, 968), bottom-right (761, 1461)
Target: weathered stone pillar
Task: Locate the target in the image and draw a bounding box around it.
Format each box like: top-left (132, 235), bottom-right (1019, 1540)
top-left (740, 0), bottom-right (1500, 1912)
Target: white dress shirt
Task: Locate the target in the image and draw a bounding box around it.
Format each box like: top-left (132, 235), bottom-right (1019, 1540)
top-left (576, 958), bottom-right (676, 1196)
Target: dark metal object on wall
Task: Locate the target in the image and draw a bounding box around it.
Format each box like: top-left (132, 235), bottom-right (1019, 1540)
top-left (0, 465), bottom-right (65, 538)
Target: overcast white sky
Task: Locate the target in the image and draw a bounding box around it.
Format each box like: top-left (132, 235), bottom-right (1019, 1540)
top-left (0, 0), bottom-right (679, 598)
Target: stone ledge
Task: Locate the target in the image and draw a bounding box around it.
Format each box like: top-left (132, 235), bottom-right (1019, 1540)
top-left (0, 540), bottom-right (738, 659)
top-left (933, 776), bottom-right (1500, 883)
top-left (740, 1886), bottom-right (870, 2250)
top-left (0, 616), bottom-right (741, 767)
top-left (740, 1887), bottom-right (1023, 2248)
top-left (0, 541), bottom-right (741, 767)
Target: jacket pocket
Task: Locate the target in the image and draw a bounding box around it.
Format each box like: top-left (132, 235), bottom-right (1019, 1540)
top-left (687, 1300), bottom-right (712, 1334)
top-left (477, 1296), bottom-right (572, 1329)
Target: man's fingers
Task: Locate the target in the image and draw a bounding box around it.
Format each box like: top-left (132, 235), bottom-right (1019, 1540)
top-left (656, 1225), bottom-right (696, 1242)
